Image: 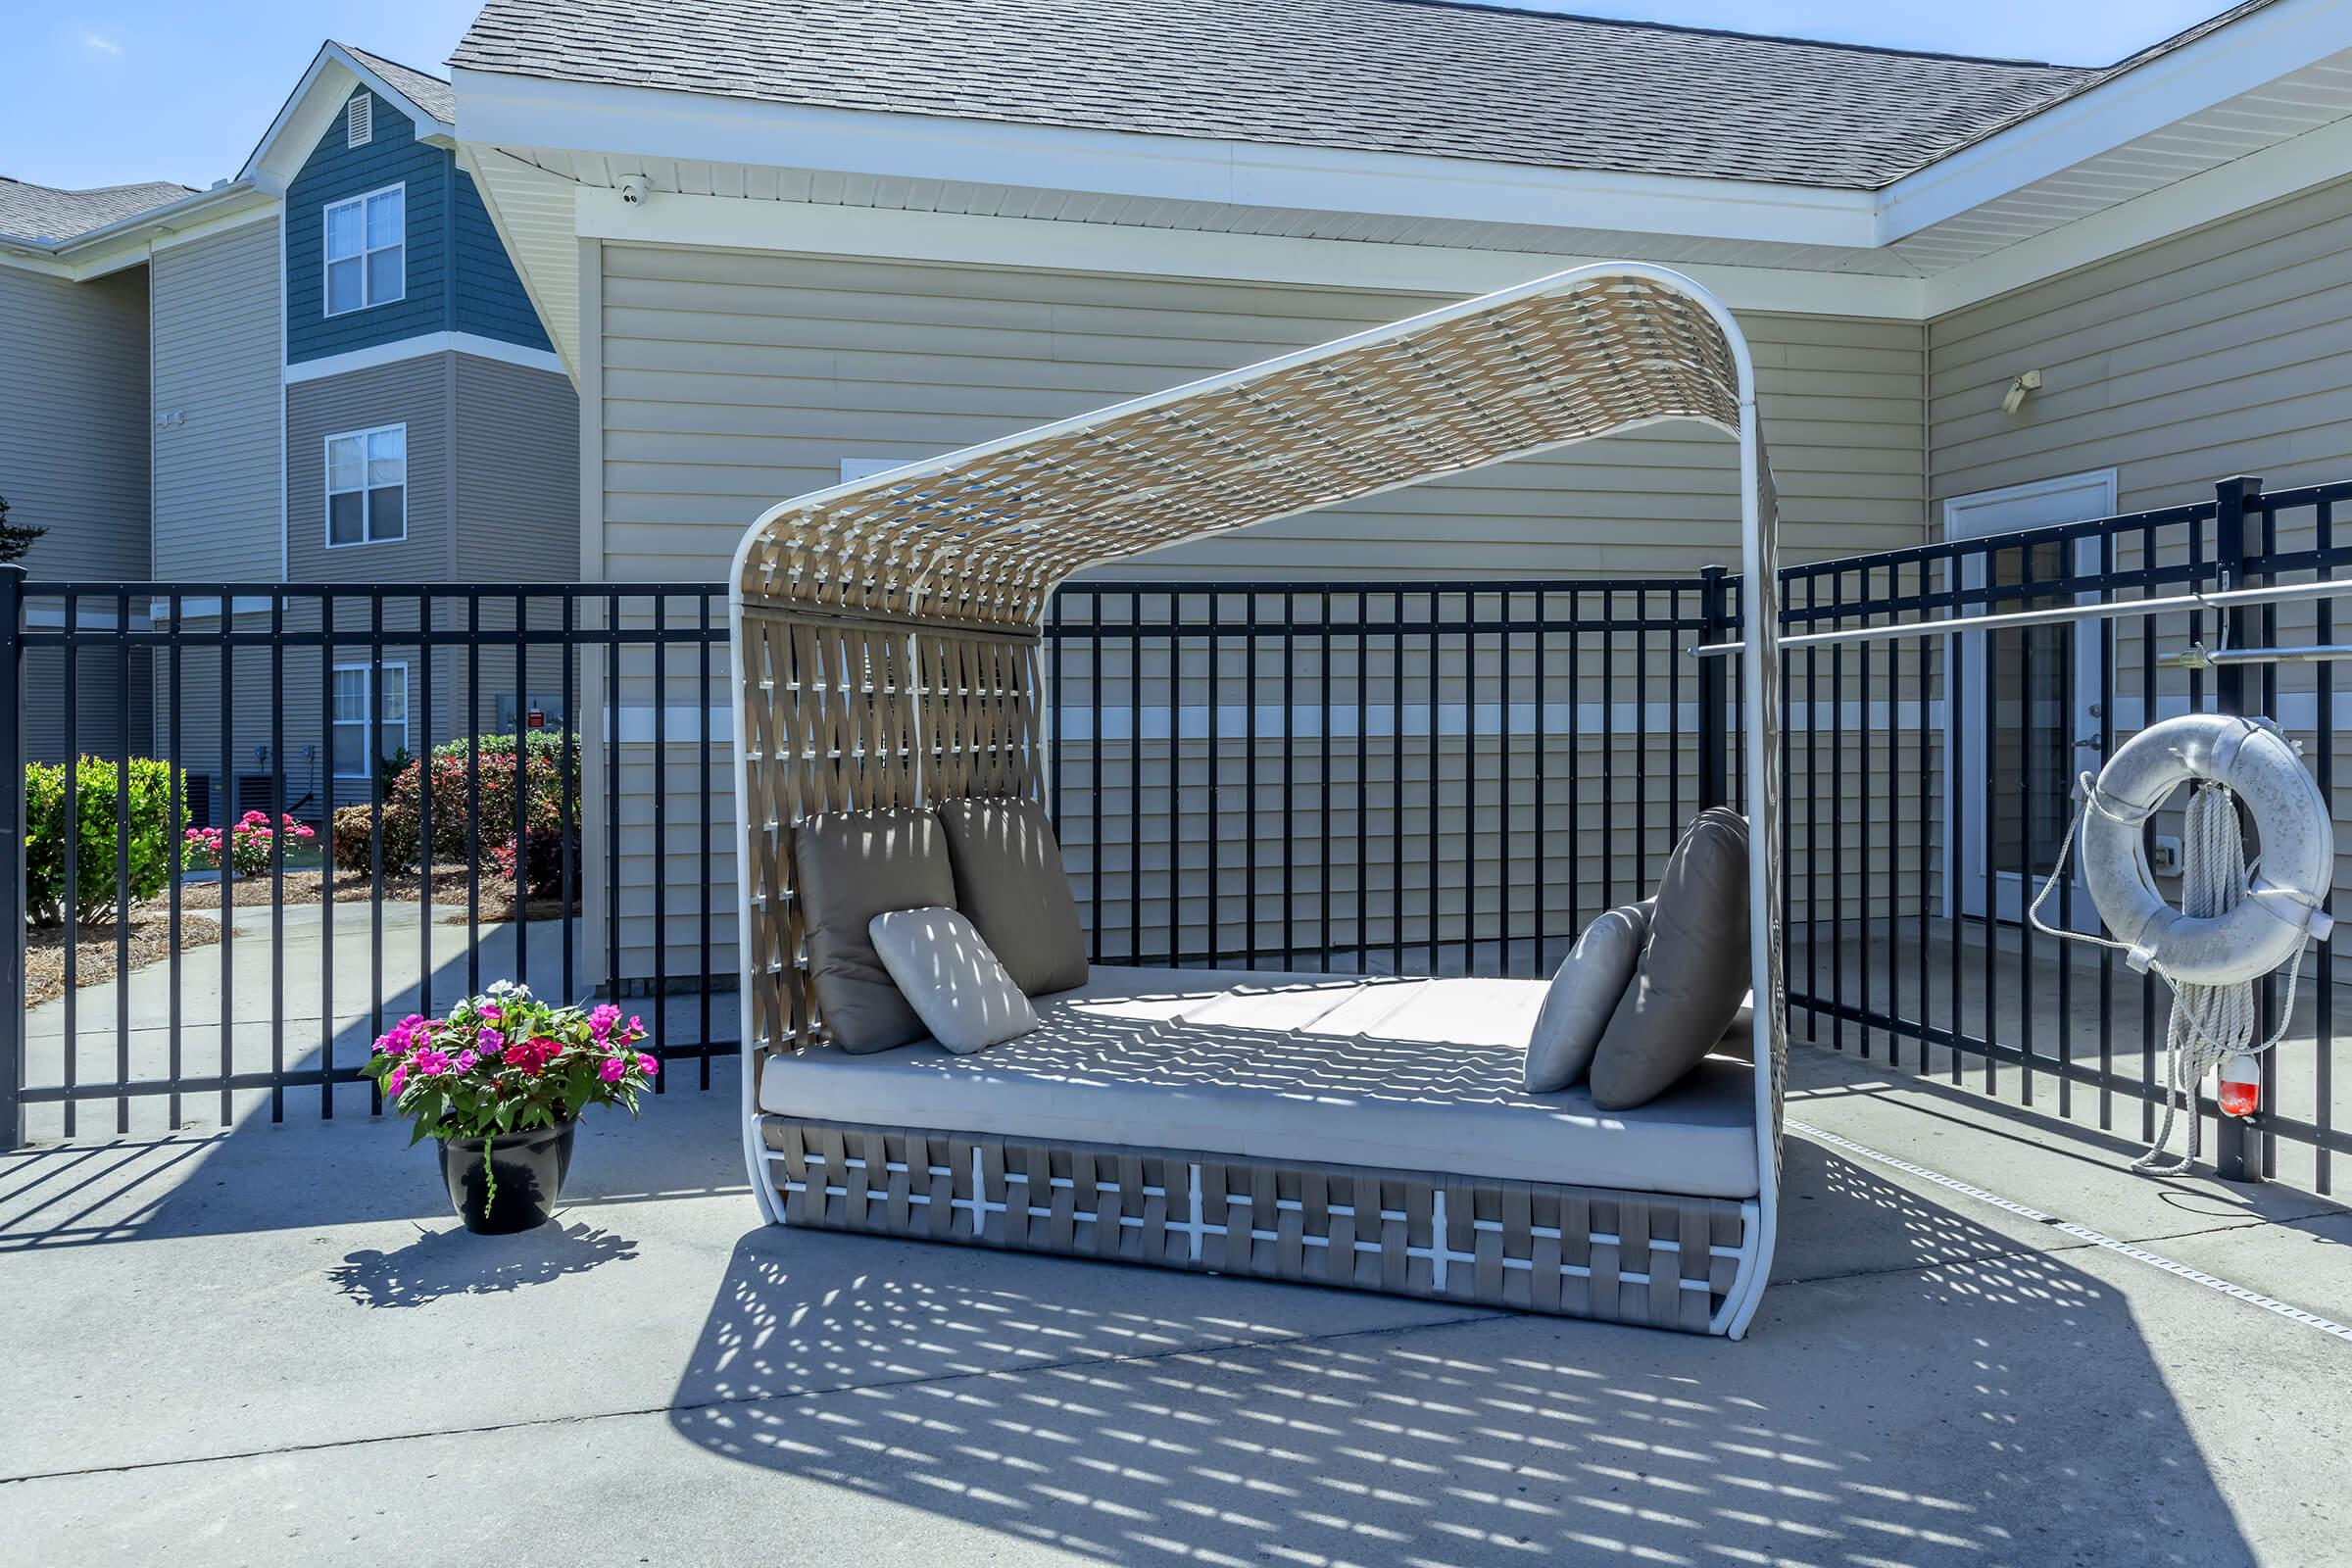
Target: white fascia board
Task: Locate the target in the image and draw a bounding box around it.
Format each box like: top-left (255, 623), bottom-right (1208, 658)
top-left (1879, 0), bottom-right (2352, 244)
top-left (456, 67), bottom-right (1881, 251)
top-left (241, 43), bottom-right (457, 191)
top-left (576, 187), bottom-right (1926, 318)
top-left (1922, 110), bottom-right (2352, 317)
top-left (283, 331), bottom-right (566, 383)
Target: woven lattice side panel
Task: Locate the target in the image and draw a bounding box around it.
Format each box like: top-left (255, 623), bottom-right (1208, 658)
top-left (740, 609), bottom-right (922, 1061)
top-left (916, 631), bottom-right (1041, 803)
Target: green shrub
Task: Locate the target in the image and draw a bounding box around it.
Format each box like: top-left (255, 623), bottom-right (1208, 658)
top-left (24, 757), bottom-right (187, 925)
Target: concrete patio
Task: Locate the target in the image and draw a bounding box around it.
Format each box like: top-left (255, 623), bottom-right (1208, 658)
top-left (5, 1039), bottom-right (2348, 1566)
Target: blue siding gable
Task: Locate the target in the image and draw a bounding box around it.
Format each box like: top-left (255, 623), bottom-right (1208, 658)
top-left (454, 172), bottom-right (552, 352)
top-left (285, 88), bottom-right (554, 362)
top-left (285, 90), bottom-right (446, 362)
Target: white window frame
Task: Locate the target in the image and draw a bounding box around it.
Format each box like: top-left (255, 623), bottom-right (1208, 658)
top-left (322, 180), bottom-right (405, 317)
top-left (323, 423), bottom-right (408, 548)
top-left (331, 661), bottom-right (410, 780)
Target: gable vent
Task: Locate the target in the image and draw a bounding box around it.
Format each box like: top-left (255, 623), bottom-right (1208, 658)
top-left (346, 94), bottom-right (372, 148)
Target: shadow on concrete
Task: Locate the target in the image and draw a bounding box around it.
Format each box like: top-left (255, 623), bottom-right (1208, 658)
top-left (329, 1217), bottom-right (641, 1307)
top-left (663, 1141), bottom-right (2254, 1567)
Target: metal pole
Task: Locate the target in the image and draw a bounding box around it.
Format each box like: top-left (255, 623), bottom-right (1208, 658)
top-left (0, 564), bottom-right (24, 1150)
top-left (2213, 474), bottom-right (2264, 1184)
top-left (1697, 564), bottom-right (1730, 809)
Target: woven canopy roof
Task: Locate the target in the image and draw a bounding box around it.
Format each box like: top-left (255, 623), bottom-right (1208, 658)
top-left (732, 263), bottom-right (1770, 633)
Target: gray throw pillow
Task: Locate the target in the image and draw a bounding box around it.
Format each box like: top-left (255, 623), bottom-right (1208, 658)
top-left (794, 808), bottom-right (957, 1053)
top-left (1589, 808), bottom-right (1752, 1111)
top-left (868, 906), bottom-right (1039, 1054)
top-left (935, 796), bottom-right (1090, 995)
top-left (1524, 901), bottom-right (1653, 1092)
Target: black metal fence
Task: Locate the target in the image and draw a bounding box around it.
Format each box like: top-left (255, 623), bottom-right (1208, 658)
top-left (0, 580), bottom-right (729, 1144)
top-left (5, 474), bottom-right (2348, 1192)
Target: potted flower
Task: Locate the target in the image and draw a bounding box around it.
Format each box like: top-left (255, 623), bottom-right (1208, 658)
top-left (363, 980), bottom-right (659, 1234)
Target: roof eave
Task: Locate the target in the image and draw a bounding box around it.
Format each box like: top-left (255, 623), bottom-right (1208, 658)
top-left (239, 40), bottom-right (457, 193)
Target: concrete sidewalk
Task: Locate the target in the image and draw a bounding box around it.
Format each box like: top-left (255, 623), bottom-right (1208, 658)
top-left (3, 1045), bottom-right (2348, 1566)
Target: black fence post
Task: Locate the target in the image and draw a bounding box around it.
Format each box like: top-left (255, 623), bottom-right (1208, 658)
top-left (0, 564), bottom-right (24, 1151)
top-left (2213, 474), bottom-right (2265, 1185)
top-left (1697, 564), bottom-right (1731, 810)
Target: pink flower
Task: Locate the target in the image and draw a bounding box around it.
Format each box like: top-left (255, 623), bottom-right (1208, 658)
top-left (598, 1055), bottom-right (627, 1083)
top-left (588, 1004), bottom-right (621, 1041)
top-left (479, 1028), bottom-right (505, 1054)
top-left (410, 1049), bottom-right (452, 1076)
top-left (452, 1050), bottom-right (479, 1073)
top-left (481, 1005), bottom-right (503, 1023)
top-left (387, 1064), bottom-right (408, 1096)
top-left (637, 1054), bottom-right (659, 1076)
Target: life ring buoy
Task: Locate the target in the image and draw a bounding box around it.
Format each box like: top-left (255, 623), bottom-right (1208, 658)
top-left (2080, 713), bottom-right (2334, 986)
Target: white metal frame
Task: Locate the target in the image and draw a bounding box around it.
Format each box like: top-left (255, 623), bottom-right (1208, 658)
top-left (727, 262), bottom-right (1785, 1337)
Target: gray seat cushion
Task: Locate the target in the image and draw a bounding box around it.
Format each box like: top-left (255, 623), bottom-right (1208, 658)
top-left (794, 808), bottom-right (957, 1054)
top-left (760, 966), bottom-right (1761, 1200)
top-left (868, 906), bottom-right (1038, 1054)
top-left (936, 796), bottom-right (1090, 995)
top-left (1590, 808), bottom-right (1752, 1110)
top-left (1525, 900), bottom-right (1652, 1092)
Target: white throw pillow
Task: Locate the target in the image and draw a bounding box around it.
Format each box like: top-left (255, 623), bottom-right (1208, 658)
top-left (1524, 900), bottom-right (1652, 1092)
top-left (867, 906), bottom-right (1039, 1055)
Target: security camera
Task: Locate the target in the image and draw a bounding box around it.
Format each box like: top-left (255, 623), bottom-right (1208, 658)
top-left (617, 177), bottom-right (648, 206)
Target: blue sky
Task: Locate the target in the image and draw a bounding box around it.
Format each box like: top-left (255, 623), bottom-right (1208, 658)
top-left (7, 1), bottom-right (2232, 192)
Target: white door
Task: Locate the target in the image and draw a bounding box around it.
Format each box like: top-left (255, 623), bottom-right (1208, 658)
top-left (1944, 472), bottom-right (2115, 927)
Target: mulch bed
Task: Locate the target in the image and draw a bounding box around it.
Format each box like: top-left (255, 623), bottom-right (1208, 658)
top-left (27, 912), bottom-right (224, 1009)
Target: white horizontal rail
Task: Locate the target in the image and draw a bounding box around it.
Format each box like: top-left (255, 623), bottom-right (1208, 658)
top-left (1690, 574), bottom-right (2352, 658)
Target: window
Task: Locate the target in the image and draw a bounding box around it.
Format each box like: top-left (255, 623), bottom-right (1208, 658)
top-left (324, 183), bottom-right (403, 314)
top-left (346, 94), bottom-right (372, 148)
top-left (325, 424), bottom-right (406, 546)
top-left (332, 662), bottom-right (409, 778)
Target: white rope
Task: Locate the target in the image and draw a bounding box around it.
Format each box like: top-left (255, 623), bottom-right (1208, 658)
top-left (2030, 773), bottom-right (2304, 1175)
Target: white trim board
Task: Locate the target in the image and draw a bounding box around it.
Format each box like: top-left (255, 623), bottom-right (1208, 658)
top-left (576, 192), bottom-right (1926, 318)
top-left (283, 331), bottom-right (566, 383)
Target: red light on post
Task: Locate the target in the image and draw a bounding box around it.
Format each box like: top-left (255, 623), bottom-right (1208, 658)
top-left (2218, 1053), bottom-right (2261, 1119)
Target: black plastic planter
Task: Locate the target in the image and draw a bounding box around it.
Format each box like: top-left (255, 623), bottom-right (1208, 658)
top-left (440, 1120), bottom-right (577, 1234)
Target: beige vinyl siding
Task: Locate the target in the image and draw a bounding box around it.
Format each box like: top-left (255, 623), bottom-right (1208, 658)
top-left (1, 263), bottom-right (152, 762)
top-left (600, 247), bottom-right (1925, 585)
top-left (589, 242), bottom-right (1927, 985)
top-left (151, 217), bottom-right (282, 581)
top-left (1930, 176), bottom-right (2352, 511)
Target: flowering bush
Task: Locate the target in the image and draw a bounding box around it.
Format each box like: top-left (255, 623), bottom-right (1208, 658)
top-left (362, 980), bottom-right (658, 1148)
top-left (490, 826), bottom-right (580, 900)
top-left (184, 810), bottom-right (317, 877)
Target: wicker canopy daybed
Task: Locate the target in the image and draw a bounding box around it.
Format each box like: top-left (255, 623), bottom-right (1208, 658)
top-left (729, 263), bottom-right (1788, 1338)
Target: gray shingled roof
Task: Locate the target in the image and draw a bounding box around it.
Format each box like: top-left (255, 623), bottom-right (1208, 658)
top-left (0, 176), bottom-right (195, 244)
top-left (344, 43), bottom-right (457, 125)
top-left (452, 0), bottom-right (2103, 189)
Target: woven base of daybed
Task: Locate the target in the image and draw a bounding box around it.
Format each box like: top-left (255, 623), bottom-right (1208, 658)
top-left (759, 1115), bottom-right (1752, 1333)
